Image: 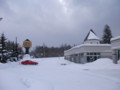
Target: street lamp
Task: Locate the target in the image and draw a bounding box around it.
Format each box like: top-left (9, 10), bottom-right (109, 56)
top-left (0, 17), bottom-right (3, 21)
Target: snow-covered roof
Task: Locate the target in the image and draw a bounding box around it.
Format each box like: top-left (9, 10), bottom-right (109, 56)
top-left (84, 29), bottom-right (100, 41)
top-left (65, 44), bottom-right (111, 52)
top-left (111, 35), bottom-right (120, 41)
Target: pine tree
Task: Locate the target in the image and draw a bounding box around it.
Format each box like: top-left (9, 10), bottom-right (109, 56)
top-left (0, 33), bottom-right (23, 63)
top-left (102, 25), bottom-right (113, 44)
top-left (0, 33), bottom-right (8, 63)
top-left (6, 40), bottom-right (23, 62)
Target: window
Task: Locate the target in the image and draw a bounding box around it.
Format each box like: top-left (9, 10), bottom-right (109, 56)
top-left (86, 52), bottom-right (101, 62)
top-left (94, 53), bottom-right (96, 55)
top-left (87, 52), bottom-right (90, 55)
top-left (80, 53), bottom-right (84, 56)
top-left (90, 53), bottom-right (93, 55)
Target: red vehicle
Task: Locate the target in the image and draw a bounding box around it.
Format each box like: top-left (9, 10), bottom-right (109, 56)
top-left (21, 60), bottom-right (38, 65)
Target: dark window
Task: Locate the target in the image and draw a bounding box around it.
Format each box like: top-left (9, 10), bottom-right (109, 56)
top-left (86, 52), bottom-right (101, 62)
top-left (87, 53), bottom-right (89, 55)
top-left (94, 53), bottom-right (96, 55)
top-left (90, 53), bottom-right (93, 55)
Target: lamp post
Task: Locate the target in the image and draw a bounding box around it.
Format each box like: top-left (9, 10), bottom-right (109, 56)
top-left (23, 39), bottom-right (32, 54)
top-left (0, 17), bottom-right (3, 21)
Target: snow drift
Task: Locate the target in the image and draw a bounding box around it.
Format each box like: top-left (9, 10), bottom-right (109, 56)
top-left (0, 57), bottom-right (120, 90)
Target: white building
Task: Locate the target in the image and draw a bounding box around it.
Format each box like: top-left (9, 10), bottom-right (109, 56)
top-left (111, 36), bottom-right (120, 64)
top-left (64, 30), bottom-right (112, 64)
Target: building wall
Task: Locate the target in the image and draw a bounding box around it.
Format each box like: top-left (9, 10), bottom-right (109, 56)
top-left (111, 37), bottom-right (120, 63)
top-left (82, 45), bottom-right (111, 53)
top-left (111, 39), bottom-right (120, 49)
top-left (64, 53), bottom-right (86, 64)
top-left (101, 52), bottom-right (112, 59)
top-left (64, 45), bottom-right (111, 56)
top-left (64, 45), bottom-right (112, 64)
top-left (112, 49), bottom-right (118, 60)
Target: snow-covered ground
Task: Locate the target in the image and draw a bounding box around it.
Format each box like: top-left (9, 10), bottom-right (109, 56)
top-left (0, 57), bottom-right (120, 90)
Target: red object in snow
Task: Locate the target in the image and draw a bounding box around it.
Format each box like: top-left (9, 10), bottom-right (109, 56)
top-left (21, 60), bottom-right (38, 65)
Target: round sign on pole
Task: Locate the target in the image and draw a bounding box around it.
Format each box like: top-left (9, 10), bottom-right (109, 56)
top-left (23, 39), bottom-right (32, 48)
top-left (23, 39), bottom-right (32, 54)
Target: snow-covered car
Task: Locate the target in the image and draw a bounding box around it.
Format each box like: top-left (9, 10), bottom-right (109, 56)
top-left (21, 60), bottom-right (38, 65)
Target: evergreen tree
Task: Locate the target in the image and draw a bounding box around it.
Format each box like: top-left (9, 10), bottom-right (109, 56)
top-left (6, 40), bottom-right (23, 62)
top-left (0, 34), bottom-right (23, 63)
top-left (0, 33), bottom-right (8, 63)
top-left (102, 25), bottom-right (113, 44)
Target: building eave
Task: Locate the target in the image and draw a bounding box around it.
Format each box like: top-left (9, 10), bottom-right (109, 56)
top-left (64, 44), bottom-right (111, 53)
top-left (111, 36), bottom-right (120, 41)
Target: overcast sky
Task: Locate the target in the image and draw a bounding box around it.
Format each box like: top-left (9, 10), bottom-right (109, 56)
top-left (0, 0), bottom-right (120, 47)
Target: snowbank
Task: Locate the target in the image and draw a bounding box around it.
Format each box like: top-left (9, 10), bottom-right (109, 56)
top-left (81, 58), bottom-right (119, 69)
top-left (23, 54), bottom-right (31, 60)
top-left (118, 60), bottom-right (120, 64)
top-left (0, 57), bottom-right (120, 90)
top-left (86, 58), bottom-right (113, 66)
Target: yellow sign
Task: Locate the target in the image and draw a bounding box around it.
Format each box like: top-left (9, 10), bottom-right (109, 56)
top-left (23, 41), bottom-right (32, 48)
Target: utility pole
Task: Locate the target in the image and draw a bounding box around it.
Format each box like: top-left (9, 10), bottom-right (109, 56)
top-left (15, 37), bottom-right (18, 60)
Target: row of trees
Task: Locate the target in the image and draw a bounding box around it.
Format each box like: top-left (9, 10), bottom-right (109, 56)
top-left (0, 33), bottom-right (23, 63)
top-left (30, 44), bottom-right (71, 58)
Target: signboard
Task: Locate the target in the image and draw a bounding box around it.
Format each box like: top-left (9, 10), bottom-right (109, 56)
top-left (23, 41), bottom-right (32, 48)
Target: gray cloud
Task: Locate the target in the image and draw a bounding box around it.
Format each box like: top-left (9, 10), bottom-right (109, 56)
top-left (0, 0), bottom-right (120, 47)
